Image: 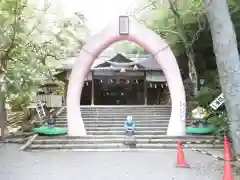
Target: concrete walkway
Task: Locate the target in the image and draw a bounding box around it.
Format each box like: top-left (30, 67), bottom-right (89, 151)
top-left (0, 144), bottom-right (224, 180)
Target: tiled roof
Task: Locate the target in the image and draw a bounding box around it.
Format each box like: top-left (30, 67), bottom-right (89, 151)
top-left (60, 53), bottom-right (162, 70)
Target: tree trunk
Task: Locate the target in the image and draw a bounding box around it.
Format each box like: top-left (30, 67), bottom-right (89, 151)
top-left (0, 75), bottom-right (6, 140)
top-left (204, 0), bottom-right (240, 156)
top-left (0, 57), bottom-right (7, 140)
top-left (168, 0), bottom-right (199, 96)
top-left (186, 46), bottom-right (198, 97)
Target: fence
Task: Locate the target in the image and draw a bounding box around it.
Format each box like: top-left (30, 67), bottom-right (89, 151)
top-left (33, 95), bottom-right (63, 107)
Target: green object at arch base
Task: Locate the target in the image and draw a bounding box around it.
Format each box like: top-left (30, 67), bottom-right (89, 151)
top-left (186, 125), bottom-right (216, 134)
top-left (32, 127), bottom-right (67, 135)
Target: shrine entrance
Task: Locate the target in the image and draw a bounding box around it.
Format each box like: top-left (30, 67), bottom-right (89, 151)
top-left (67, 16), bottom-right (186, 136)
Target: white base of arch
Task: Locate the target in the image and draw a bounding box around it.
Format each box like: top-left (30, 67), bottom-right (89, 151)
top-left (167, 103), bottom-right (186, 136)
top-left (67, 16), bottom-right (186, 137)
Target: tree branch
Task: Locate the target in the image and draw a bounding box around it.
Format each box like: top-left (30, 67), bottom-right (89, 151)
top-left (26, 3), bottom-right (52, 38)
top-left (190, 15), bottom-right (207, 45)
top-left (0, 0), bottom-right (20, 69)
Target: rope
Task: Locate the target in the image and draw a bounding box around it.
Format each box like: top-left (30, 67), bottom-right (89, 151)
top-left (181, 139), bottom-right (225, 161)
top-left (181, 139), bottom-right (240, 164)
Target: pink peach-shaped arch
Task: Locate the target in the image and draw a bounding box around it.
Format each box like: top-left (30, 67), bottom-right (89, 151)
top-left (67, 17), bottom-right (186, 136)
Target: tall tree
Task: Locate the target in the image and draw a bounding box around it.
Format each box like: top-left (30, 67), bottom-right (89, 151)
top-left (0, 0), bottom-right (87, 139)
top-left (204, 0), bottom-right (240, 156)
top-left (146, 0), bottom-right (206, 96)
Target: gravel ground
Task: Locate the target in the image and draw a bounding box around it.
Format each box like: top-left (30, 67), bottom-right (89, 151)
top-left (0, 144), bottom-right (224, 180)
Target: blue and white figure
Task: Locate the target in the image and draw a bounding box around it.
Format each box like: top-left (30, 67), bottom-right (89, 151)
top-left (124, 116), bottom-right (136, 135)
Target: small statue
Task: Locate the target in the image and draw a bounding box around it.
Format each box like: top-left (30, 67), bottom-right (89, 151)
top-left (45, 109), bottom-right (56, 128)
top-left (124, 116), bottom-right (136, 136)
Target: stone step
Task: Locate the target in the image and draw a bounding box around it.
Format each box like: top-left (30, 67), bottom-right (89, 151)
top-left (71, 110), bottom-right (171, 112)
top-left (32, 138), bottom-right (221, 145)
top-left (62, 110), bottom-right (171, 112)
top-left (29, 143), bottom-right (223, 150)
top-left (86, 131), bottom-right (166, 135)
top-left (44, 106), bottom-right (205, 152)
top-left (76, 107), bottom-right (172, 109)
top-left (61, 109), bottom-right (170, 112)
top-left (54, 127), bottom-right (168, 131)
top-left (65, 107), bottom-right (171, 110)
top-left (78, 106), bottom-right (171, 108)
top-left (56, 120), bottom-right (192, 123)
top-left (54, 119), bottom-right (171, 123)
top-left (53, 123), bottom-right (169, 127)
top-left (56, 117), bottom-right (171, 120)
top-left (77, 114), bottom-right (171, 117)
top-left (64, 105), bottom-right (172, 110)
top-left (89, 127), bottom-right (167, 131)
top-left (62, 111), bottom-right (171, 114)
top-left (55, 122), bottom-right (170, 126)
top-left (61, 111), bottom-right (171, 114)
top-left (54, 123), bottom-right (170, 127)
top-left (58, 114), bottom-right (171, 117)
top-left (54, 120), bottom-right (192, 124)
top-left (35, 135), bottom-right (215, 139)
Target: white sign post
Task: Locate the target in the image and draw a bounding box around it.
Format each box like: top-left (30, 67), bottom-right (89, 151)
top-left (209, 93), bottom-right (225, 110)
top-left (119, 16), bottom-right (129, 35)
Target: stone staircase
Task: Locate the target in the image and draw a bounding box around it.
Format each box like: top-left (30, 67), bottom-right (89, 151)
top-left (28, 105), bottom-right (223, 151)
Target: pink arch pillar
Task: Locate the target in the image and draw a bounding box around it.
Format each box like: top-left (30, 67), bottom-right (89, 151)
top-left (67, 16), bottom-right (186, 136)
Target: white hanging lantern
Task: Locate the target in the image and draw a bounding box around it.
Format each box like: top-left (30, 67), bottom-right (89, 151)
top-left (120, 68), bottom-right (126, 73)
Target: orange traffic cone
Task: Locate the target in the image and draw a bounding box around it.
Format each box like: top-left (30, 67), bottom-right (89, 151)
top-left (175, 140), bottom-right (189, 168)
top-left (224, 136), bottom-right (232, 161)
top-left (223, 160), bottom-right (234, 180)
top-left (223, 136), bottom-right (234, 180)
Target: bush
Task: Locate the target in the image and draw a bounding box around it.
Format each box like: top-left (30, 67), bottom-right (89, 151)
top-left (8, 94), bottom-right (31, 111)
top-left (196, 87), bottom-right (221, 108)
top-left (207, 110), bottom-right (229, 139)
top-left (187, 101), bottom-right (198, 118)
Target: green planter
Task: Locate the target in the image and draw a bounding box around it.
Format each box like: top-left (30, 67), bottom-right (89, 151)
top-left (32, 127), bottom-right (67, 135)
top-left (186, 124), bottom-right (216, 134)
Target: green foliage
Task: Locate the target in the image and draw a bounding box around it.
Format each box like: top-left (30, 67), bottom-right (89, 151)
top-left (145, 0), bottom-right (206, 56)
top-left (194, 70), bottom-right (227, 139)
top-left (196, 87), bottom-right (221, 108)
top-left (202, 71), bottom-right (221, 89)
top-left (0, 0), bottom-right (88, 110)
top-left (207, 111), bottom-right (230, 139)
top-left (8, 93), bottom-right (32, 111)
top-left (187, 101), bottom-right (198, 117)
top-left (195, 70), bottom-right (221, 108)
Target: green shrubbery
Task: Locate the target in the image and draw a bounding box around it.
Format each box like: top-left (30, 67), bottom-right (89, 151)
top-left (196, 87), bottom-right (221, 108)
top-left (191, 71), bottom-right (230, 139)
top-left (207, 111), bottom-right (230, 139)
